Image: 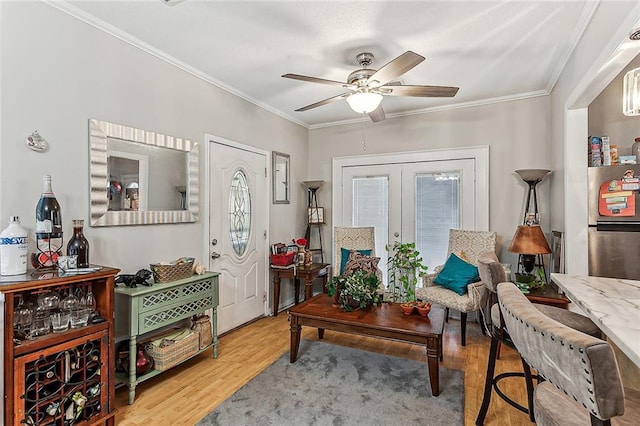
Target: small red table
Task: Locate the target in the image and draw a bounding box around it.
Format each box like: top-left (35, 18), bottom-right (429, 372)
top-left (271, 263), bottom-right (330, 316)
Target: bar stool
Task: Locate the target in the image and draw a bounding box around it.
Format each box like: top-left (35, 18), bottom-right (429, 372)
top-left (497, 281), bottom-right (640, 426)
top-left (475, 252), bottom-right (603, 425)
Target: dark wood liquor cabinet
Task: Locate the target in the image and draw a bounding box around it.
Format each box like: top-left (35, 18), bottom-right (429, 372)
top-left (0, 267), bottom-right (119, 426)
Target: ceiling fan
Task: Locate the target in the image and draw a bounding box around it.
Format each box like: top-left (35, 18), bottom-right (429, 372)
top-left (282, 51), bottom-right (459, 122)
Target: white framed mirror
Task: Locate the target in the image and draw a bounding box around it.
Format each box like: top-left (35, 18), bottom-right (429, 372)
top-left (89, 119), bottom-right (199, 226)
top-left (272, 151), bottom-right (290, 204)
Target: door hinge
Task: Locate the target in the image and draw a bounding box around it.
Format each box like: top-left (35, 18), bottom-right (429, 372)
top-left (263, 292), bottom-right (267, 302)
top-left (264, 230), bottom-right (267, 239)
top-left (265, 168), bottom-right (267, 178)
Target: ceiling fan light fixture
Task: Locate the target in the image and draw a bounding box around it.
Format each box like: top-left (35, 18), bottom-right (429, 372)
top-left (346, 92), bottom-right (383, 113)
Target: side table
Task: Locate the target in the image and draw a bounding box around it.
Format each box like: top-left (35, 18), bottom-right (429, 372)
top-left (271, 263), bottom-right (330, 316)
top-left (525, 285), bottom-right (569, 309)
top-left (114, 272), bottom-right (219, 404)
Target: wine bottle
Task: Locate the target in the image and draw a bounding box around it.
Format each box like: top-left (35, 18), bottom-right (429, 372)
top-left (67, 219), bottom-right (90, 267)
top-left (32, 175), bottom-right (63, 268)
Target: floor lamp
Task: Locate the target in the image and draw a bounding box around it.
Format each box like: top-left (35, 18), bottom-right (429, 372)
top-left (302, 180), bottom-right (324, 263)
top-left (515, 169), bottom-right (551, 225)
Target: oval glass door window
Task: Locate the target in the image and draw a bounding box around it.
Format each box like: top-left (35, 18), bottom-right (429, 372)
top-left (228, 169), bottom-right (252, 256)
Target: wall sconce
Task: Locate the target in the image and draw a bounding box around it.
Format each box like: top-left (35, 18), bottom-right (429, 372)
top-left (623, 67), bottom-right (640, 116)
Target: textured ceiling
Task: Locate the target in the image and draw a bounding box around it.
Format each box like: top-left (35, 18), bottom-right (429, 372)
top-left (60, 0), bottom-right (596, 128)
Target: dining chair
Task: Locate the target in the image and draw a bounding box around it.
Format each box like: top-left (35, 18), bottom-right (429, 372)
top-left (497, 281), bottom-right (640, 426)
top-left (475, 251), bottom-right (604, 425)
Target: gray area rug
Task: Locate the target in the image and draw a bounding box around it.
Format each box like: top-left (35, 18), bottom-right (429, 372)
top-left (197, 339), bottom-right (464, 425)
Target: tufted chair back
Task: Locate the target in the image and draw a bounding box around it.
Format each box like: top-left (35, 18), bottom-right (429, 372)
top-left (497, 282), bottom-right (625, 424)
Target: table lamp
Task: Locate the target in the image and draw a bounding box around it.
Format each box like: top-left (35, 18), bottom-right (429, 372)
top-left (508, 225), bottom-right (552, 284)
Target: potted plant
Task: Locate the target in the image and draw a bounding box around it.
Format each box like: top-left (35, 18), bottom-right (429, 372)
top-left (386, 241), bottom-right (429, 303)
top-left (327, 270), bottom-right (382, 312)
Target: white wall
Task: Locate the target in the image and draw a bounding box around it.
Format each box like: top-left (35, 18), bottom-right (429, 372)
top-left (550, 1), bottom-right (640, 276)
top-left (309, 96), bottom-right (551, 267)
top-left (0, 1), bottom-right (308, 292)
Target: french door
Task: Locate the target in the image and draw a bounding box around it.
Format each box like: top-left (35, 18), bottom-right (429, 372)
top-left (335, 147), bottom-right (488, 285)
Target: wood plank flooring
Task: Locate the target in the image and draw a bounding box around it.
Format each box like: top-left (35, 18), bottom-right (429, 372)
top-left (114, 312), bottom-right (533, 425)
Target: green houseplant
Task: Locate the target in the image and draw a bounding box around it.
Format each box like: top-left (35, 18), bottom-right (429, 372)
top-left (386, 241), bottom-right (428, 303)
top-left (327, 270), bottom-right (382, 312)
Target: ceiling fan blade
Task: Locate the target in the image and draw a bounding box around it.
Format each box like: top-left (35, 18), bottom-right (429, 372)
top-left (295, 93), bottom-right (351, 112)
top-left (366, 51), bottom-right (425, 88)
top-left (367, 104), bottom-right (386, 122)
top-left (282, 73), bottom-right (350, 88)
top-left (380, 85), bottom-right (459, 97)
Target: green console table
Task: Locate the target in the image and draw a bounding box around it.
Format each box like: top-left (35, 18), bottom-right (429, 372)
top-left (114, 272), bottom-right (219, 404)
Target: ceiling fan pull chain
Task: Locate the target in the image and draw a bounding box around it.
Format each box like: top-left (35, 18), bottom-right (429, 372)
top-left (361, 114), bottom-right (367, 151)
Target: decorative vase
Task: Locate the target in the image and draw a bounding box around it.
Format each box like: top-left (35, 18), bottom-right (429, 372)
top-left (136, 344), bottom-right (154, 376)
top-left (304, 249), bottom-right (312, 266)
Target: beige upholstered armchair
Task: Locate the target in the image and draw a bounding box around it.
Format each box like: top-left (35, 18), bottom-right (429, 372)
top-left (333, 227), bottom-right (378, 277)
top-left (415, 229), bottom-right (496, 346)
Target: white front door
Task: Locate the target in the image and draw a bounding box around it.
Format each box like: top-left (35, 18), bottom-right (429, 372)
top-left (209, 138), bottom-right (269, 334)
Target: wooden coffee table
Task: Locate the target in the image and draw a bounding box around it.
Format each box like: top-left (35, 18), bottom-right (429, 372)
top-left (288, 294), bottom-right (445, 396)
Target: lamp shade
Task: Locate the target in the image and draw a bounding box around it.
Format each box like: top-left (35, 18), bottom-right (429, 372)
top-left (508, 225), bottom-right (551, 255)
top-left (302, 180), bottom-right (325, 190)
top-left (346, 92), bottom-right (383, 113)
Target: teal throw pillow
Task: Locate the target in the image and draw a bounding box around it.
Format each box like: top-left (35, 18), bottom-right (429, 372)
top-left (340, 248), bottom-right (372, 275)
top-left (433, 253), bottom-right (480, 296)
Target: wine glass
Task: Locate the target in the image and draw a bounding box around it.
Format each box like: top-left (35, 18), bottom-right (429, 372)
top-left (14, 295), bottom-right (34, 339)
top-left (81, 284), bottom-right (97, 312)
top-left (59, 289), bottom-right (79, 312)
top-left (36, 289), bottom-right (60, 312)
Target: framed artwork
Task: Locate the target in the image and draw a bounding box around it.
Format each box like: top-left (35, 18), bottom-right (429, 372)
top-left (308, 207), bottom-right (325, 224)
top-left (550, 230), bottom-right (564, 274)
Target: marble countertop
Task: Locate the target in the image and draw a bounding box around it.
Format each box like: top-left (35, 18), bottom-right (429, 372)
top-left (551, 273), bottom-right (640, 368)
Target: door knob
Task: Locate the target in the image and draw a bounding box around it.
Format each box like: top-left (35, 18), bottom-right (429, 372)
top-left (211, 252), bottom-right (221, 259)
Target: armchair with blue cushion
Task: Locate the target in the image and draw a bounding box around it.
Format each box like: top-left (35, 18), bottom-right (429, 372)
top-left (415, 229), bottom-right (497, 346)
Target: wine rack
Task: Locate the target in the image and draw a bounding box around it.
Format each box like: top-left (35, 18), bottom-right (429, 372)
top-left (0, 267), bottom-right (119, 426)
top-left (16, 331), bottom-right (108, 425)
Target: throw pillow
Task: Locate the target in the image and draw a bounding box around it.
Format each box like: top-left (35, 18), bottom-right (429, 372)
top-left (433, 253), bottom-right (480, 296)
top-left (343, 250), bottom-right (380, 277)
top-left (340, 248), bottom-right (372, 275)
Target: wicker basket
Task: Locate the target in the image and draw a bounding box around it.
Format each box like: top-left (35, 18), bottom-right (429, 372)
top-left (191, 315), bottom-right (213, 350)
top-left (145, 329), bottom-right (199, 371)
top-left (150, 258), bottom-right (195, 283)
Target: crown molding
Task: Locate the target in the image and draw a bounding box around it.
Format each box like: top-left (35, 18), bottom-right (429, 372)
top-left (308, 90), bottom-right (550, 130)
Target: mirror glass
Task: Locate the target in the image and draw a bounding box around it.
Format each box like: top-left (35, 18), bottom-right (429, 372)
top-left (89, 119), bottom-right (199, 226)
top-left (272, 151), bottom-right (290, 204)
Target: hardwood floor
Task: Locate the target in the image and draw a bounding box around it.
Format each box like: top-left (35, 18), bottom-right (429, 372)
top-left (114, 312), bottom-right (533, 425)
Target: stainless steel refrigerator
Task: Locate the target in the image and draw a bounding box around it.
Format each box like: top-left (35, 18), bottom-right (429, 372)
top-left (588, 164), bottom-right (640, 279)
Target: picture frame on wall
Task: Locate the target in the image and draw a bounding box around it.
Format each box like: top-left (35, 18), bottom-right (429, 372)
top-left (550, 230), bottom-right (564, 274)
top-left (308, 207), bottom-right (325, 224)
